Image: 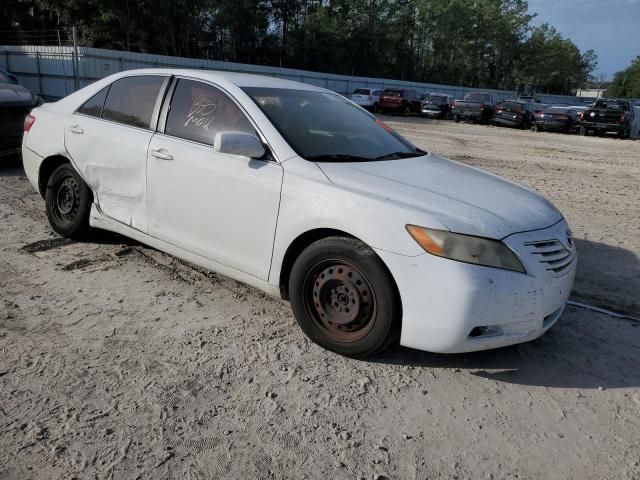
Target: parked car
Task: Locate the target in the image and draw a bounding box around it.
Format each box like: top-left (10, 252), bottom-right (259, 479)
top-left (0, 67), bottom-right (20, 85)
top-left (378, 88), bottom-right (421, 115)
top-left (420, 93), bottom-right (452, 119)
top-left (22, 69), bottom-right (576, 357)
top-left (451, 92), bottom-right (500, 124)
top-left (350, 88), bottom-right (383, 112)
top-left (578, 98), bottom-right (635, 139)
top-left (1, 82), bottom-right (42, 159)
top-left (532, 105), bottom-right (583, 133)
top-left (492, 100), bottom-right (537, 129)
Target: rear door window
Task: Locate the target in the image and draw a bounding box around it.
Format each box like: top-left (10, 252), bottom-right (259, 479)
top-left (102, 75), bottom-right (165, 129)
top-left (77, 86), bottom-right (109, 117)
top-left (164, 79), bottom-right (255, 146)
top-left (353, 89), bottom-right (369, 95)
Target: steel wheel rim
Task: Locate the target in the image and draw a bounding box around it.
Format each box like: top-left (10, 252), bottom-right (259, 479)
top-left (303, 260), bottom-right (377, 342)
top-left (52, 174), bottom-right (80, 224)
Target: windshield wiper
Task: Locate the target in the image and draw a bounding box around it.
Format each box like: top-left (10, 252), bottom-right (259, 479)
top-left (305, 154), bottom-right (372, 162)
top-left (374, 150), bottom-right (426, 160)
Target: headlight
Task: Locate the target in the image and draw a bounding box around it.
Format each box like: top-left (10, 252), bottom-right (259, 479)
top-left (406, 225), bottom-right (525, 273)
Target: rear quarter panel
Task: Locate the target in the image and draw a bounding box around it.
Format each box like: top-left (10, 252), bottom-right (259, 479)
top-left (22, 105), bottom-right (70, 193)
top-left (24, 106), bottom-right (68, 159)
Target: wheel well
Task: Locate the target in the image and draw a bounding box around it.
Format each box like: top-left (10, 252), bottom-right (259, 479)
top-left (279, 228), bottom-right (355, 300)
top-left (38, 155), bottom-right (71, 198)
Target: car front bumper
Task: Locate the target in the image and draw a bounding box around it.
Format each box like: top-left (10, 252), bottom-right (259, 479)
top-left (375, 219), bottom-right (576, 353)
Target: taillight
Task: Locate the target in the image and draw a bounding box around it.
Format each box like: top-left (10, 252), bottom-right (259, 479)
top-left (578, 112), bottom-right (584, 121)
top-left (479, 103), bottom-right (486, 110)
top-left (451, 100), bottom-right (456, 108)
top-left (24, 114), bottom-right (36, 132)
top-left (620, 113), bottom-right (626, 122)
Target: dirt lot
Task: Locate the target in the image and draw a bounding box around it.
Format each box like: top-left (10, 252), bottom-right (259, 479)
top-left (1, 119), bottom-right (639, 480)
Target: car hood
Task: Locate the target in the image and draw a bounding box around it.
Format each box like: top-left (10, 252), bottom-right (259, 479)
top-left (316, 154), bottom-right (562, 239)
top-left (0, 83), bottom-right (38, 107)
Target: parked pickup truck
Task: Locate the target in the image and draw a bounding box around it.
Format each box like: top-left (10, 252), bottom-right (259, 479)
top-left (578, 99), bottom-right (635, 139)
top-left (451, 92), bottom-right (500, 124)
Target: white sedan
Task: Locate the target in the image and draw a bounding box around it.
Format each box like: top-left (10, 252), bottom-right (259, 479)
top-left (21, 69), bottom-right (577, 357)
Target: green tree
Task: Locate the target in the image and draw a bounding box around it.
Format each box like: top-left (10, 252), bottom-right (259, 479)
top-left (0, 0), bottom-right (598, 94)
top-left (608, 56), bottom-right (640, 98)
top-left (514, 24), bottom-right (597, 95)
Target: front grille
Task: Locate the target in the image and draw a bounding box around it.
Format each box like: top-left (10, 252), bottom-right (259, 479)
top-left (525, 239), bottom-right (576, 276)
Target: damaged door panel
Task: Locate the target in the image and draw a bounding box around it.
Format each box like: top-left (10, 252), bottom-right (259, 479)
top-left (64, 75), bottom-right (168, 231)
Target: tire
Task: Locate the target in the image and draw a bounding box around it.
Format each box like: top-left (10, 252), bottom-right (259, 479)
top-left (288, 236), bottom-right (401, 358)
top-left (532, 124), bottom-right (541, 132)
top-left (372, 102), bottom-right (379, 114)
top-left (45, 163), bottom-right (93, 239)
top-left (579, 126), bottom-right (587, 136)
top-left (402, 105), bottom-right (411, 117)
top-left (618, 129), bottom-right (629, 140)
top-left (454, 115), bottom-right (460, 123)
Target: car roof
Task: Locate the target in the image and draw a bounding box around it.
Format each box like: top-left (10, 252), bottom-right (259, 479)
top-left (110, 68), bottom-right (331, 93)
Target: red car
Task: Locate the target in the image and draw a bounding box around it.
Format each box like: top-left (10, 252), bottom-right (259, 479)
top-left (378, 89), bottom-right (422, 115)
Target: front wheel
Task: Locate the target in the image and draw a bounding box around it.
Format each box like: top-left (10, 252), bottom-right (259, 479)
top-left (289, 237), bottom-right (401, 358)
top-left (453, 115), bottom-right (460, 123)
top-left (45, 163), bottom-right (93, 239)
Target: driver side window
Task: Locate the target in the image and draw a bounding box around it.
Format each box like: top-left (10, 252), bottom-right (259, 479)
top-left (165, 79), bottom-right (255, 146)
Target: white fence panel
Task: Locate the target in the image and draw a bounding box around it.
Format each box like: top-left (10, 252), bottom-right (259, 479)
top-left (1, 44), bottom-right (595, 106)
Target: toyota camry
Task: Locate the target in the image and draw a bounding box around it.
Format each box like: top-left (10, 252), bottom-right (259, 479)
top-left (21, 69), bottom-right (577, 357)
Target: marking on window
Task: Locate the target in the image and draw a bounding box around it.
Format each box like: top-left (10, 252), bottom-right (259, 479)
top-left (185, 96), bottom-right (217, 130)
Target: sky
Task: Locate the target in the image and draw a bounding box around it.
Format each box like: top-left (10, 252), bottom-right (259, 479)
top-left (527, 0), bottom-right (640, 79)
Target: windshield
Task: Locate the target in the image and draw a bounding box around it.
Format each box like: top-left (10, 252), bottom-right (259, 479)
top-left (544, 106), bottom-right (571, 114)
top-left (465, 93), bottom-right (491, 102)
top-left (424, 95), bottom-right (446, 103)
top-left (382, 90), bottom-right (402, 97)
top-left (499, 102), bottom-right (524, 111)
top-left (594, 100), bottom-right (624, 109)
top-left (243, 87), bottom-right (424, 162)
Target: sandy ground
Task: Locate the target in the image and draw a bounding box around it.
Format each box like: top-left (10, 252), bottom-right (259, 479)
top-left (1, 119), bottom-right (639, 480)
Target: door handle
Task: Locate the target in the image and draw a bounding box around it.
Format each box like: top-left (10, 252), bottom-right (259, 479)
top-left (68, 125), bottom-right (84, 134)
top-left (149, 149), bottom-right (173, 161)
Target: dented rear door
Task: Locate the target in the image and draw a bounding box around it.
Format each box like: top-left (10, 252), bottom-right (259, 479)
top-left (64, 74), bottom-right (168, 232)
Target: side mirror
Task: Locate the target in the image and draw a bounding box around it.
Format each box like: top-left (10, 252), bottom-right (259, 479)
top-left (214, 131), bottom-right (266, 159)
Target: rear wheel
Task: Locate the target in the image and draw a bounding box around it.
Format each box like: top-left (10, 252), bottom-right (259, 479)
top-left (454, 115), bottom-right (460, 123)
top-left (45, 163), bottom-right (93, 239)
top-left (372, 102), bottom-right (379, 114)
top-left (289, 237), bottom-right (400, 358)
top-left (579, 126), bottom-right (587, 136)
top-left (402, 105), bottom-right (411, 116)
